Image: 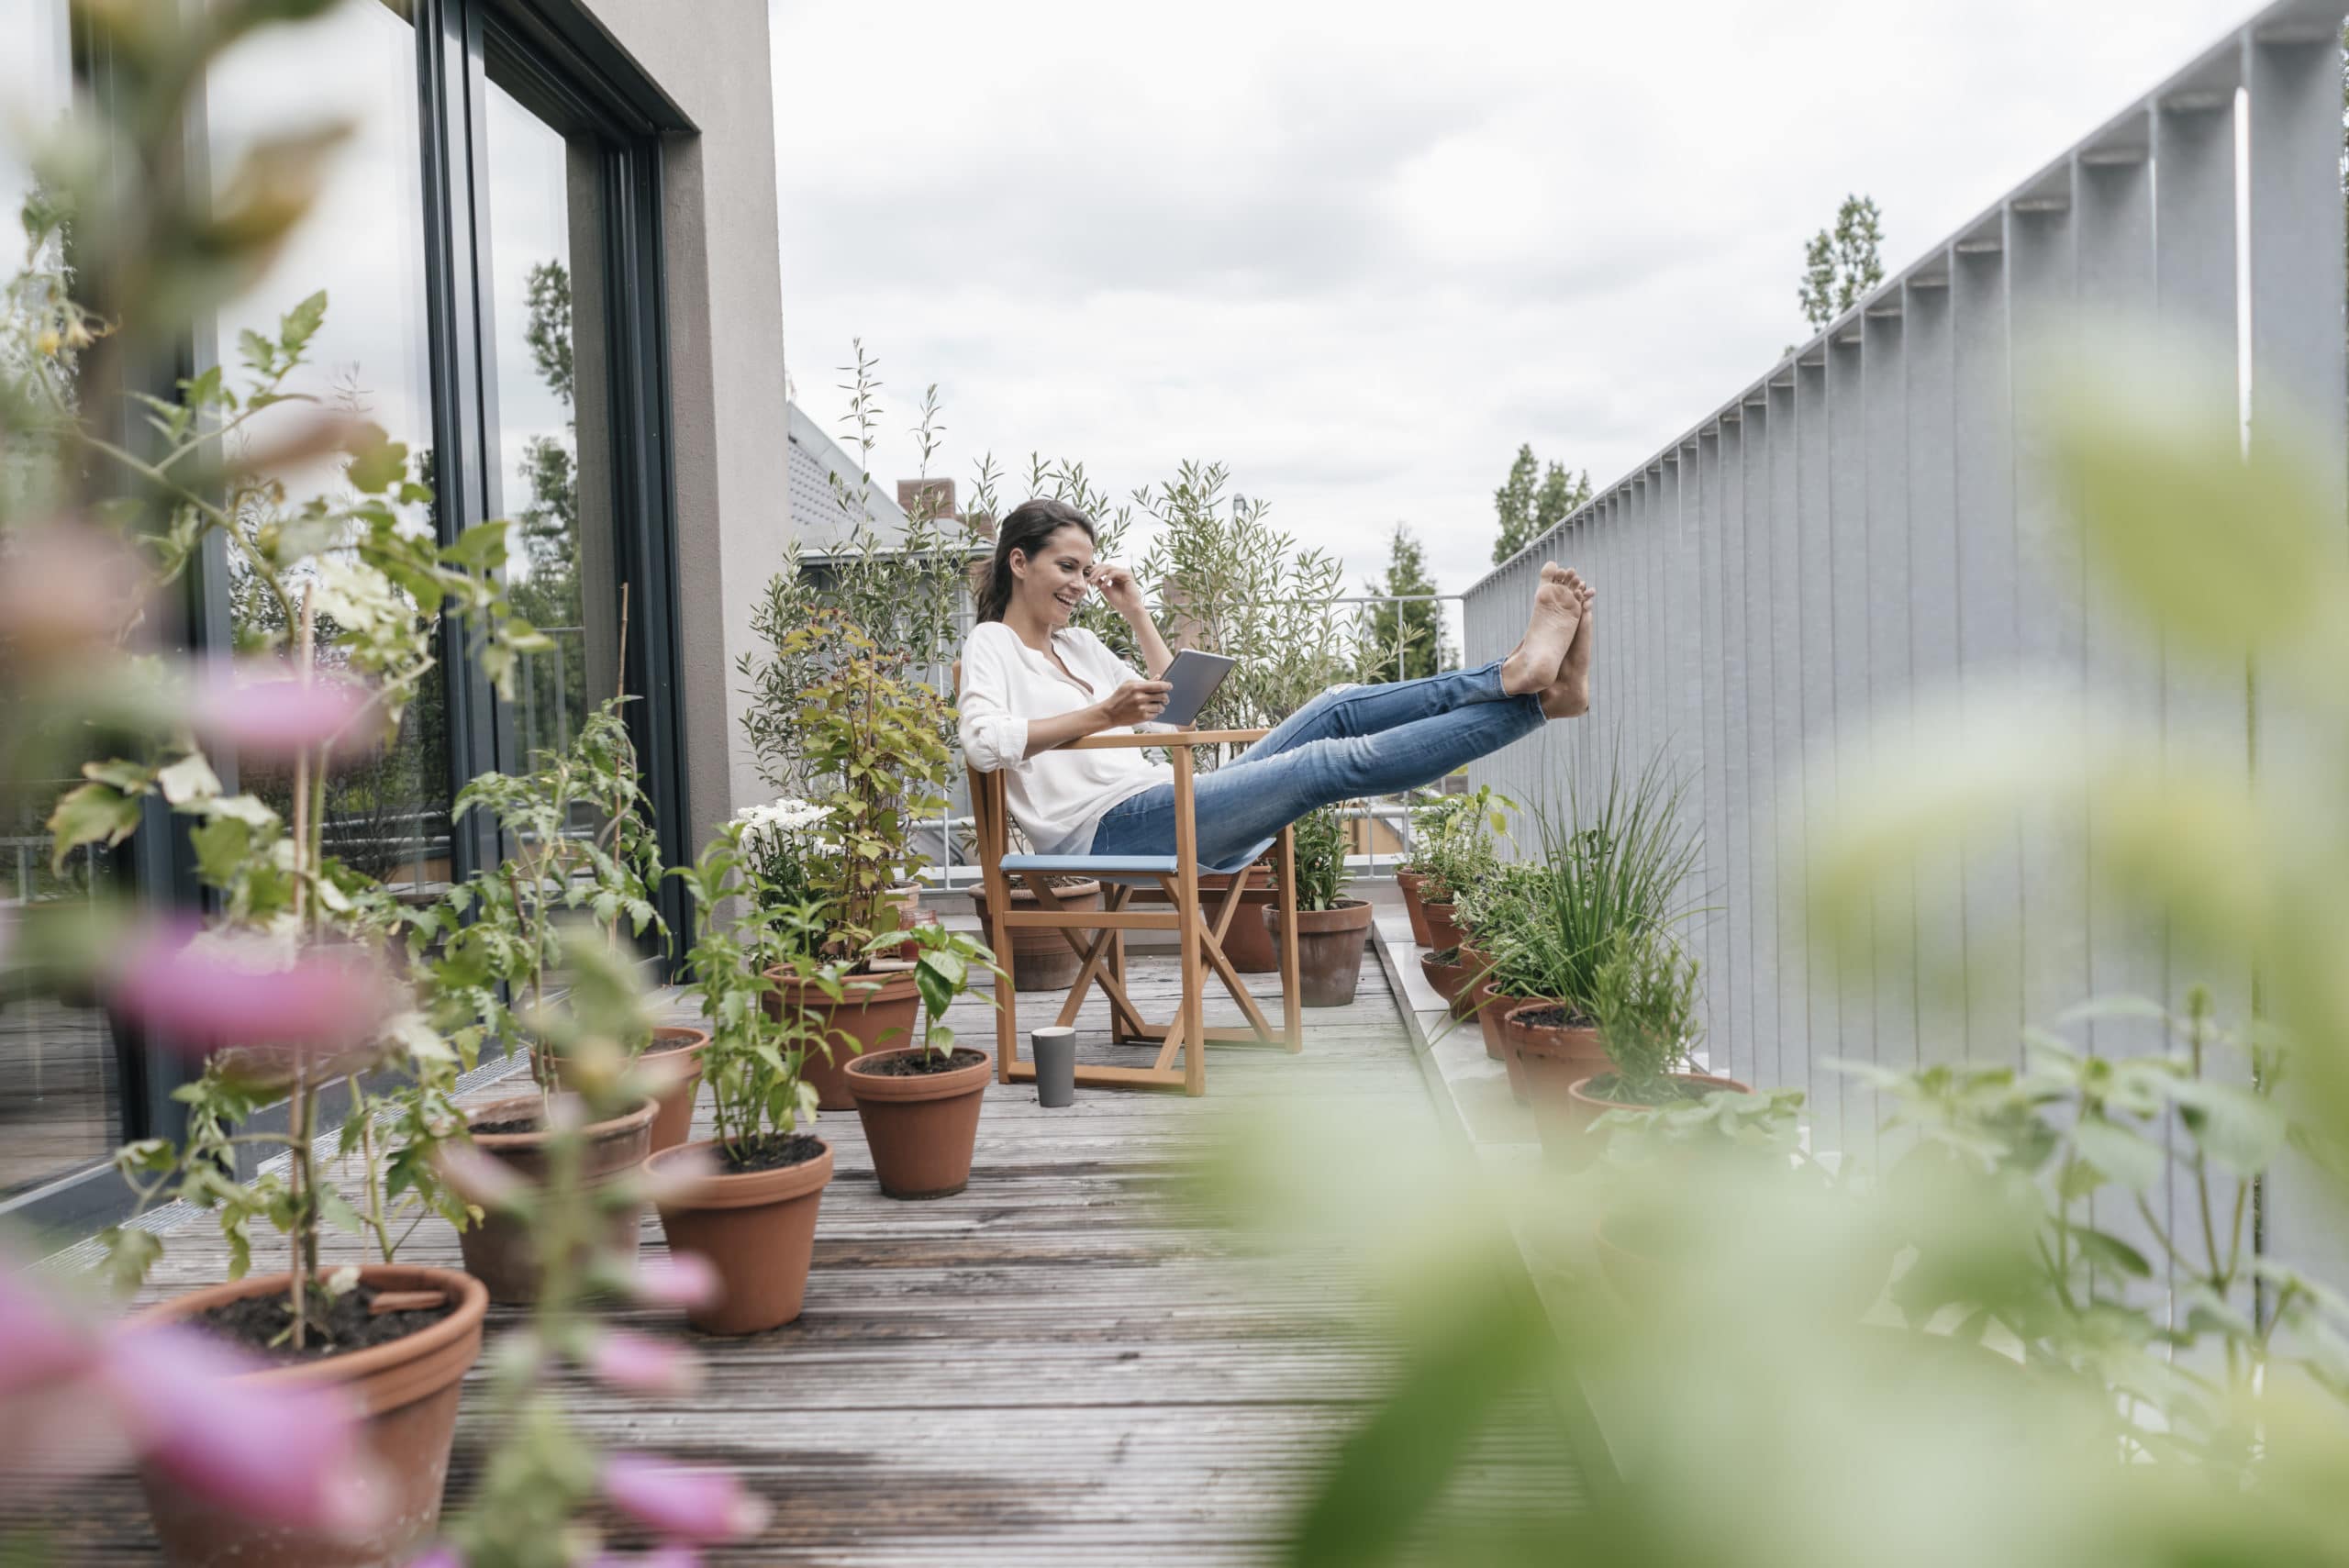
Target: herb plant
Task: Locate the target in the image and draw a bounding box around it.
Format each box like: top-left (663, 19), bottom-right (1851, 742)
top-left (673, 825), bottom-right (823, 1161)
top-left (1585, 926), bottom-right (1704, 1103)
top-left (1291, 805), bottom-right (1353, 912)
top-left (1516, 753), bottom-right (1700, 1017)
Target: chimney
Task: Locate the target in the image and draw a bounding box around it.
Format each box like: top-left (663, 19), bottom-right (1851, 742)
top-left (897, 477), bottom-right (955, 524)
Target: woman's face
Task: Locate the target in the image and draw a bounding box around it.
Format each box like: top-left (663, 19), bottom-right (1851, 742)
top-left (1011, 525), bottom-right (1096, 628)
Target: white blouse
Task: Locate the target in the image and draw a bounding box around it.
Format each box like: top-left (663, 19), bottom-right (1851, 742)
top-left (958, 620), bottom-right (1168, 856)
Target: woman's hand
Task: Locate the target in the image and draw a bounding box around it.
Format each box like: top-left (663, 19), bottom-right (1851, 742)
top-left (1096, 678), bottom-right (1172, 728)
top-left (1088, 562), bottom-right (1148, 621)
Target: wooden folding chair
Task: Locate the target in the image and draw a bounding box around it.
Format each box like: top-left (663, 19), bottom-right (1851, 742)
top-left (963, 718), bottom-right (1305, 1095)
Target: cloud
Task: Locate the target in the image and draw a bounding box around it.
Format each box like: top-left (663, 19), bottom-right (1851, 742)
top-left (774, 0), bottom-right (2272, 601)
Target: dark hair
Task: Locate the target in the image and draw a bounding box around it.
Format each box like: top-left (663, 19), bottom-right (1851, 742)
top-left (976, 498), bottom-right (1097, 624)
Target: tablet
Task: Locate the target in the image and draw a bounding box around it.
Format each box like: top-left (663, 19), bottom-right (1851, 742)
top-left (1153, 650), bottom-right (1238, 728)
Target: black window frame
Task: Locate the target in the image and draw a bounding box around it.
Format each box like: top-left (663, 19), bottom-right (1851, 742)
top-left (3, 0), bottom-right (696, 1238)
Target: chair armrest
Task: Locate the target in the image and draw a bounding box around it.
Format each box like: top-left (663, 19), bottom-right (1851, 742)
top-left (1063, 728), bottom-right (1267, 751)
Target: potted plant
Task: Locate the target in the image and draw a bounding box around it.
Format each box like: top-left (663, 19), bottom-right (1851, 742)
top-left (48, 312), bottom-right (546, 1558)
top-left (1264, 805), bottom-right (1375, 1006)
top-left (643, 825), bottom-right (838, 1334)
top-left (1557, 927), bottom-right (1742, 1159)
top-left (844, 918), bottom-right (1007, 1199)
top-left (1412, 784), bottom-right (1509, 954)
top-left (1499, 759), bottom-right (1700, 1117)
top-left (432, 699), bottom-right (672, 1303)
top-left (1396, 789), bottom-right (1468, 947)
top-left (1451, 862), bottom-right (1545, 1059)
top-left (757, 611), bottom-right (955, 1109)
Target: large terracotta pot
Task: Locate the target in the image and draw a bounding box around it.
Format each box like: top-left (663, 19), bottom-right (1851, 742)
top-left (1499, 999), bottom-right (1596, 1129)
top-left (649, 1137), bottom-right (835, 1335)
top-left (969, 878), bottom-right (1104, 992)
top-left (1265, 899), bottom-right (1375, 1007)
top-left (132, 1264), bottom-right (488, 1568)
top-left (1467, 976), bottom-right (1515, 1067)
top-left (1422, 899), bottom-right (1464, 953)
top-left (1494, 990), bottom-right (1569, 1103)
top-left (454, 1093), bottom-right (657, 1305)
top-left (1393, 869), bottom-right (1436, 947)
top-left (551, 1027), bottom-right (710, 1155)
top-left (763, 965), bottom-right (921, 1111)
top-left (1554, 1070), bottom-right (1750, 1168)
top-left (845, 1047), bottom-right (992, 1199)
top-left (1418, 948), bottom-right (1478, 1020)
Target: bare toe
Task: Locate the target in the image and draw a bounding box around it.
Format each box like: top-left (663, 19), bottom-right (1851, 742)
top-left (1540, 562), bottom-right (1571, 585)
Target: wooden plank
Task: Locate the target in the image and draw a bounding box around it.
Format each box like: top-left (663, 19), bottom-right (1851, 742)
top-left (12, 955), bottom-right (1581, 1563)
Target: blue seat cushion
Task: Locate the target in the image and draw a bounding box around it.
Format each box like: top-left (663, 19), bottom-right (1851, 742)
top-left (1002, 853), bottom-right (1179, 876)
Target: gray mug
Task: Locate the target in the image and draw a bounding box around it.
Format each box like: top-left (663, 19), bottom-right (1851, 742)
top-left (1031, 1025), bottom-right (1076, 1107)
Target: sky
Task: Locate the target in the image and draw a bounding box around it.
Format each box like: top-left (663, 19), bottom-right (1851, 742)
top-left (770, 0), bottom-right (2276, 612)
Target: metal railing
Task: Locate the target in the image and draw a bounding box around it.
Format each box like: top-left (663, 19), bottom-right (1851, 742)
top-left (1455, 1), bottom-right (2346, 1273)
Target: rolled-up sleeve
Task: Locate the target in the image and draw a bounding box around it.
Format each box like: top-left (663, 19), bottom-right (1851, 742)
top-left (957, 629), bottom-right (1030, 773)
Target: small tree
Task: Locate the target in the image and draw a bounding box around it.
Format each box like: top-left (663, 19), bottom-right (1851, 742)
top-left (1355, 523), bottom-right (1451, 682)
top-left (1798, 194), bottom-right (1886, 331)
top-left (1493, 444), bottom-right (1591, 564)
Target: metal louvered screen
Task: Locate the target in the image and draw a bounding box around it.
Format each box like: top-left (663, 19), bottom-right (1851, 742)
top-left (1455, 2), bottom-right (2349, 1221)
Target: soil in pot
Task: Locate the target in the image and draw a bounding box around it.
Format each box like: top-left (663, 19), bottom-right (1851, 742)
top-left (1265, 899), bottom-right (1375, 1007)
top-left (650, 1133), bottom-right (835, 1336)
top-left (970, 877), bottom-right (1104, 992)
top-left (845, 1046), bottom-right (991, 1200)
top-left (764, 965), bottom-right (920, 1111)
top-left (1394, 869), bottom-right (1436, 947)
top-left (135, 1264), bottom-right (487, 1568)
top-left (454, 1093), bottom-right (656, 1306)
top-left (1568, 1071), bottom-right (1752, 1116)
top-left (195, 1284), bottom-right (454, 1362)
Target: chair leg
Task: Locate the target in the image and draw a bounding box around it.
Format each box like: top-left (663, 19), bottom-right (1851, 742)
top-left (1275, 824), bottom-right (1304, 1052)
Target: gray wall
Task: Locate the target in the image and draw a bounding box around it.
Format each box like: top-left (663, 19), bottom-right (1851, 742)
top-left (1461, 1), bottom-right (2347, 1288)
top-left (577, 0), bottom-right (792, 845)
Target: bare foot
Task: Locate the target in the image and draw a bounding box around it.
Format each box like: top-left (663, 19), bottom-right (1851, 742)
top-left (1541, 573), bottom-right (1595, 718)
top-left (1500, 565), bottom-right (1583, 697)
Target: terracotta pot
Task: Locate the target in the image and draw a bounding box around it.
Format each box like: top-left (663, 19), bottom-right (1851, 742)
top-left (1417, 948), bottom-right (1478, 1020)
top-left (649, 1137), bottom-right (835, 1335)
top-left (969, 879), bottom-right (1105, 992)
top-left (551, 1027), bottom-right (710, 1155)
top-left (132, 1264), bottom-right (487, 1567)
top-left (1494, 990), bottom-right (1569, 1103)
top-left (1393, 869), bottom-right (1436, 947)
top-left (1567, 1071), bottom-right (1753, 1118)
top-left (454, 1093), bottom-right (657, 1305)
top-left (1499, 999), bottom-right (1595, 1125)
top-left (1265, 899), bottom-right (1375, 1007)
top-left (1422, 899), bottom-right (1464, 953)
top-left (1204, 867), bottom-right (1281, 973)
top-left (763, 965), bottom-right (921, 1111)
top-left (1466, 975), bottom-right (1514, 1066)
top-left (846, 1047), bottom-right (993, 1199)
top-left (881, 885), bottom-right (926, 961)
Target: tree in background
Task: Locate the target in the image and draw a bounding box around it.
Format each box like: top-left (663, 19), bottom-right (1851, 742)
top-left (1492, 443), bottom-right (1591, 565)
top-left (1798, 194), bottom-right (1886, 331)
top-left (1357, 523), bottom-right (1453, 682)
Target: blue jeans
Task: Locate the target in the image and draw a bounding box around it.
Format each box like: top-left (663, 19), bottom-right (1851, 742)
top-left (1085, 661), bottom-right (1544, 873)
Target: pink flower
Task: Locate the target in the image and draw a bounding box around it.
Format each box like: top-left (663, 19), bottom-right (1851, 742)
top-left (601, 1455), bottom-right (769, 1544)
top-left (631, 1253), bottom-right (720, 1311)
top-left (108, 926), bottom-right (398, 1059)
top-left (406, 1548), bottom-right (465, 1567)
top-left (104, 1324), bottom-right (382, 1536)
top-left (189, 662), bottom-right (376, 759)
top-left (589, 1330), bottom-right (703, 1398)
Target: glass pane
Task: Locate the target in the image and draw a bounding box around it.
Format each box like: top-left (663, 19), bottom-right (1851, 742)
top-left (203, 0), bottom-right (451, 894)
top-left (0, 0), bottom-right (125, 1201)
top-left (481, 70), bottom-right (620, 814)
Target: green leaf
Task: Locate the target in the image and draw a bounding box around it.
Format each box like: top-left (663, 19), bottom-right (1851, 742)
top-left (95, 1226), bottom-right (163, 1298)
top-left (343, 422), bottom-right (407, 495)
top-left (238, 327), bottom-right (276, 374)
top-left (2169, 1078), bottom-right (2286, 1177)
top-left (155, 752), bottom-right (223, 806)
top-left (317, 1186), bottom-right (364, 1236)
top-left (280, 289), bottom-right (328, 353)
top-left (79, 758), bottom-right (153, 794)
top-left (2075, 1227), bottom-right (2154, 1281)
top-left (2045, 336), bottom-right (2349, 661)
top-left (46, 782), bottom-right (142, 871)
top-left (2069, 1117), bottom-right (2164, 1194)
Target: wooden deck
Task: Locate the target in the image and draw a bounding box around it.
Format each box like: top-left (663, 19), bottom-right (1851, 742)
top-left (15, 954), bottom-right (1582, 1564)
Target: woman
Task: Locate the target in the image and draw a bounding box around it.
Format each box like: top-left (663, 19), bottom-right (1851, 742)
top-left (957, 497), bottom-right (1594, 873)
